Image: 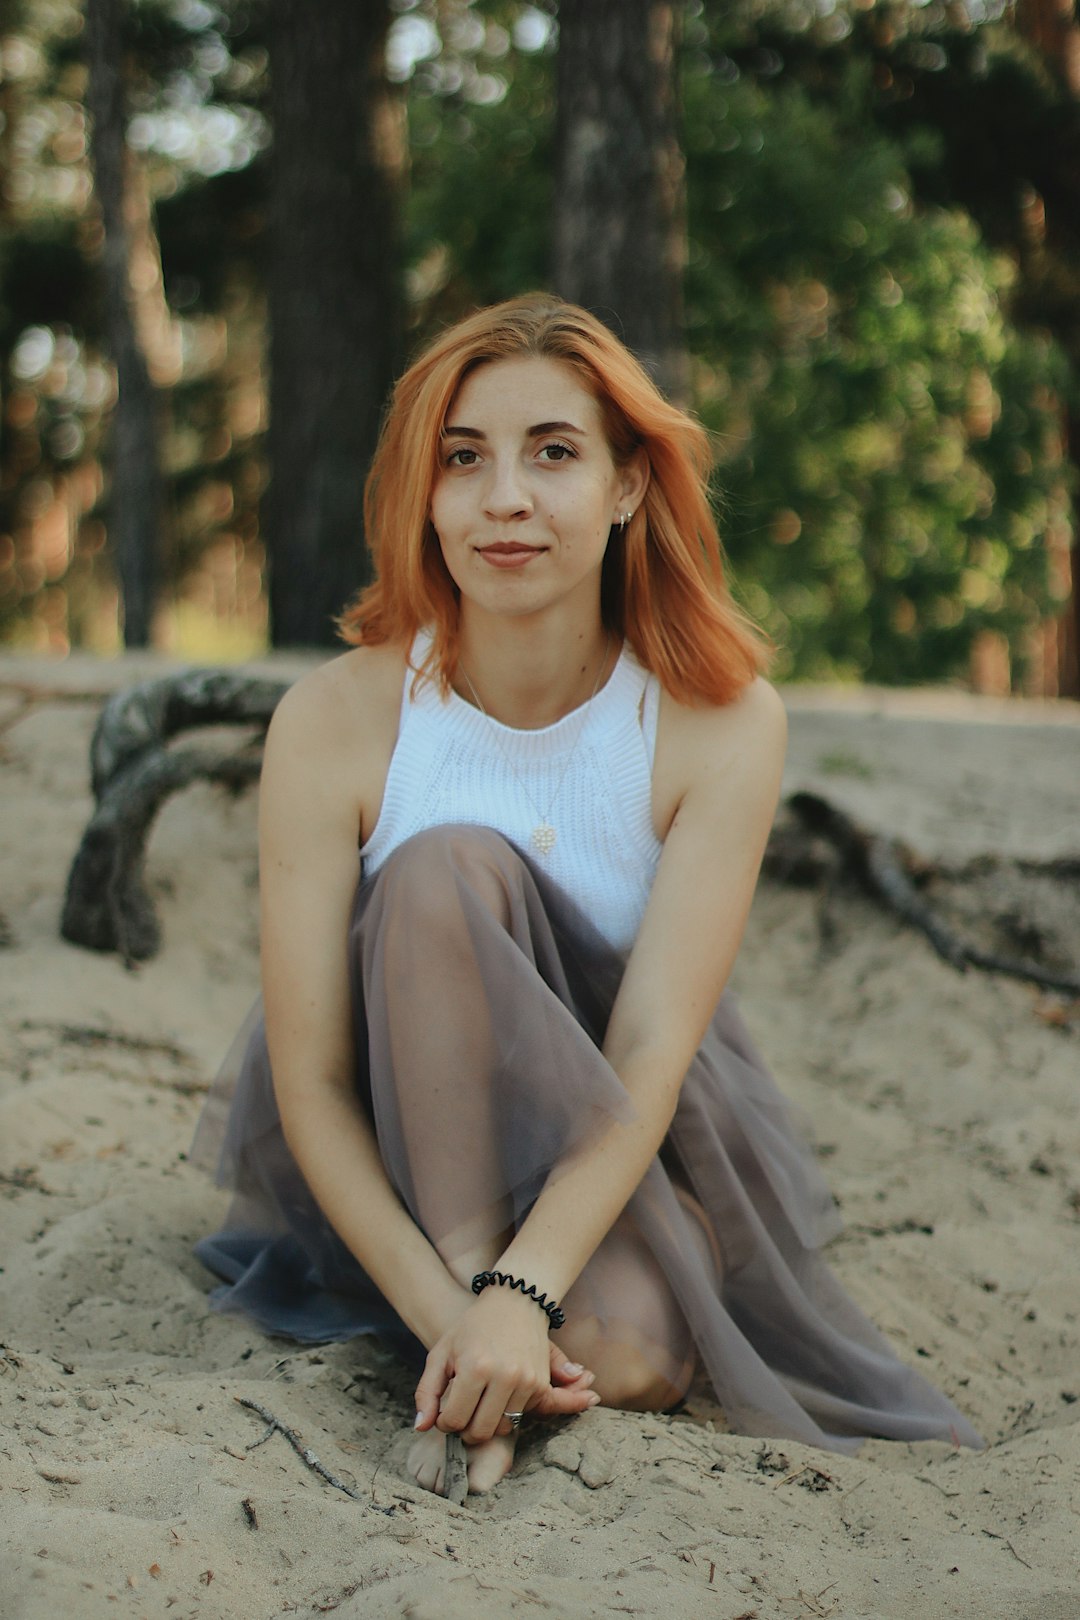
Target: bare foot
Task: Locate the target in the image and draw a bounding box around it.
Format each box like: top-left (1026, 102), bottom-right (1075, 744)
top-left (465, 1433), bottom-right (516, 1494)
top-left (406, 1428), bottom-right (517, 1496)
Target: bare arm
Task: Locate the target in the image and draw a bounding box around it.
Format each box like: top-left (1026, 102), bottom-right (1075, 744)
top-left (257, 654), bottom-right (597, 1418)
top-left (420, 677), bottom-right (788, 1438)
top-left (257, 653), bottom-right (467, 1347)
top-left (501, 677), bottom-right (788, 1290)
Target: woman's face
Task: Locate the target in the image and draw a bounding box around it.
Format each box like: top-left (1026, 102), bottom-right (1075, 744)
top-left (429, 356), bottom-right (644, 628)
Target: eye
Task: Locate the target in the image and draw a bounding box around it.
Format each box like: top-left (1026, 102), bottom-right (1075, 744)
top-left (538, 441), bottom-right (575, 463)
top-left (445, 446), bottom-right (479, 467)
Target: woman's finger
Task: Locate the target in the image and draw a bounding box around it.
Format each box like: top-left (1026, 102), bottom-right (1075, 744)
top-left (551, 1366), bottom-right (595, 1392)
top-left (549, 1351), bottom-right (590, 1385)
top-left (413, 1358), bottom-right (453, 1433)
top-left (434, 1368), bottom-right (488, 1434)
top-left (533, 1384), bottom-right (602, 1418)
top-left (462, 1379), bottom-right (537, 1446)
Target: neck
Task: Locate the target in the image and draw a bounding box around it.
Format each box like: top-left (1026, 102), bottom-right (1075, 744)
top-left (456, 611), bottom-right (612, 730)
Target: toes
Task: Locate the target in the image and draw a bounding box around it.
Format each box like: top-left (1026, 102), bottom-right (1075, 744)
top-left (408, 1428), bottom-right (516, 1497)
top-left (466, 1434), bottom-right (516, 1495)
top-left (407, 1430), bottom-right (448, 1496)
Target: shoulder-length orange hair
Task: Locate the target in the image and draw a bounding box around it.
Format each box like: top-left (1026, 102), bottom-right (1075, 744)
top-left (339, 294), bottom-right (769, 705)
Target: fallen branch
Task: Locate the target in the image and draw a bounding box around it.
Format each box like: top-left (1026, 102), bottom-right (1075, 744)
top-left (235, 1396), bottom-right (391, 1513)
top-left (61, 668), bottom-right (283, 962)
top-left (62, 744), bottom-right (262, 962)
top-left (443, 1434), bottom-right (469, 1506)
top-left (84, 667), bottom-right (286, 798)
top-left (778, 793), bottom-right (1080, 998)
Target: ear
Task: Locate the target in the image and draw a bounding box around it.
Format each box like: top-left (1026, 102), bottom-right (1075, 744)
top-left (614, 448), bottom-right (649, 523)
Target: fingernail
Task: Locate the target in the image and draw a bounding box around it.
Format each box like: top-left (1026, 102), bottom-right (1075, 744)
top-left (586, 1393), bottom-right (601, 1407)
top-left (563, 1361), bottom-right (584, 1376)
top-left (413, 1412), bottom-right (424, 1429)
top-left (582, 1371), bottom-right (596, 1387)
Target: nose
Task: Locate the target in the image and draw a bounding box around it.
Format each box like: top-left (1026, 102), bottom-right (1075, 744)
top-left (481, 457), bottom-right (533, 521)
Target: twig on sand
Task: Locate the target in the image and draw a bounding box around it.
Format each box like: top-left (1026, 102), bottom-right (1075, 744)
top-left (234, 1396), bottom-right (392, 1513)
top-left (916, 1473), bottom-right (961, 1498)
top-left (443, 1434), bottom-right (469, 1506)
top-left (982, 1528), bottom-right (1034, 1569)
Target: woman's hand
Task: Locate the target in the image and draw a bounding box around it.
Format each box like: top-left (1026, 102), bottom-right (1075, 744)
top-left (545, 1341), bottom-right (598, 1410)
top-left (413, 1290), bottom-right (599, 1444)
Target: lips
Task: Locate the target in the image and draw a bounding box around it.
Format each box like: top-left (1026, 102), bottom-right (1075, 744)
top-left (477, 542), bottom-right (546, 568)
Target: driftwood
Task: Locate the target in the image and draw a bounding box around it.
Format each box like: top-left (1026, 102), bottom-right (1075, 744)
top-left (61, 670), bottom-right (1080, 997)
top-left (61, 668), bottom-right (286, 963)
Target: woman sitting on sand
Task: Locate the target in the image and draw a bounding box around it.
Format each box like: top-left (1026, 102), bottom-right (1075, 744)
top-left (194, 294), bottom-right (980, 1495)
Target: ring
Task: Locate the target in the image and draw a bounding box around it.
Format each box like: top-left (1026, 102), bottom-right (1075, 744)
top-left (503, 1411), bottom-right (525, 1430)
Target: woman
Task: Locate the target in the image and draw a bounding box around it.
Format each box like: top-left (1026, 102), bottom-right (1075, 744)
top-left (194, 295), bottom-right (980, 1496)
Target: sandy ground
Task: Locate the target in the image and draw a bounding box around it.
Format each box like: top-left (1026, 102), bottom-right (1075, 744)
top-left (1, 652), bottom-right (1078, 1620)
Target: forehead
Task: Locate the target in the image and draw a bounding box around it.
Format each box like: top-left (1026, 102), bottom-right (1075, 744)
top-left (446, 355), bottom-right (603, 429)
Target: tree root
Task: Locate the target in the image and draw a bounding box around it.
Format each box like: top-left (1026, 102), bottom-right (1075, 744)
top-left (768, 793), bottom-right (1080, 998)
top-left (61, 669), bottom-right (284, 964)
top-left (59, 672), bottom-right (1080, 997)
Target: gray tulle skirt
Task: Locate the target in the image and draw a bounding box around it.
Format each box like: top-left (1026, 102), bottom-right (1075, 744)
top-left (191, 824), bottom-right (981, 1454)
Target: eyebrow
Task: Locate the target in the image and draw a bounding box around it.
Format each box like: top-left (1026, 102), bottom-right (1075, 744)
top-left (441, 420), bottom-right (588, 439)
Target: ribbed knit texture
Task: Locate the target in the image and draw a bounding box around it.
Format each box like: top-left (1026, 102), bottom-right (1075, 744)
top-left (361, 633), bottom-right (663, 949)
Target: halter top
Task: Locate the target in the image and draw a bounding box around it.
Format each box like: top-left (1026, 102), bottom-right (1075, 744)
top-left (360, 634), bottom-right (663, 949)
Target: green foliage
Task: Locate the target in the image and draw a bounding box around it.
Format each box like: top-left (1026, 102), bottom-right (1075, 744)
top-left (397, 1), bottom-right (555, 340)
top-left (406, 46), bottom-right (553, 331)
top-left (0, 0), bottom-right (269, 649)
top-left (400, 9), bottom-right (1073, 685)
top-left (0, 0), bottom-right (1073, 683)
top-left (682, 49), bottom-right (1071, 681)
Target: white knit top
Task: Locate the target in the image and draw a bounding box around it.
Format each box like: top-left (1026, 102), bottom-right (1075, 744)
top-left (361, 633), bottom-right (663, 949)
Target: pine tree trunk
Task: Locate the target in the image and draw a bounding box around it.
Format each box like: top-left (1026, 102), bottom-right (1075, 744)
top-left (553, 0), bottom-right (688, 401)
top-left (1015, 0), bottom-right (1080, 695)
top-left (83, 0), bottom-right (162, 648)
top-left (264, 0), bottom-right (403, 647)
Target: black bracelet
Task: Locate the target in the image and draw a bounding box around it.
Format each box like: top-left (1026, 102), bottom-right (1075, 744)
top-left (471, 1270), bottom-right (566, 1330)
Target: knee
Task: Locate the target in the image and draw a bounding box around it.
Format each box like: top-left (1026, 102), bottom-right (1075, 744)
top-left (377, 825), bottom-right (522, 933)
top-left (558, 1319), bottom-right (689, 1413)
top-left (597, 1346), bottom-right (690, 1413)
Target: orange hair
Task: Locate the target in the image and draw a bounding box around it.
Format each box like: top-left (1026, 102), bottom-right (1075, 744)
top-left (339, 294), bottom-right (769, 705)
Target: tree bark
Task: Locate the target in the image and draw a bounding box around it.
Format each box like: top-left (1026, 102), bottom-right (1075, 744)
top-left (61, 668), bottom-right (285, 961)
top-left (1014, 0), bottom-right (1080, 696)
top-left (83, 0), bottom-right (163, 647)
top-left (553, 0), bottom-right (688, 401)
top-left (264, 0), bottom-right (403, 647)
top-left (1017, 0), bottom-right (1080, 95)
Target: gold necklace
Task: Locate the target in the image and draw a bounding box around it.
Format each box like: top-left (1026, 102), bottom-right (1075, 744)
top-left (459, 640), bottom-right (612, 857)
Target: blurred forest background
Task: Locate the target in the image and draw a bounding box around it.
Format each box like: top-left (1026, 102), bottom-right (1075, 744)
top-left (1, 0), bottom-right (1078, 693)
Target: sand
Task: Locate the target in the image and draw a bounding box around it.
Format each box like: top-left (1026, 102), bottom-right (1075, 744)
top-left (1, 652), bottom-right (1078, 1620)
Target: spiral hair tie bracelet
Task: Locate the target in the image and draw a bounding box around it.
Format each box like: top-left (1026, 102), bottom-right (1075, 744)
top-left (471, 1270), bottom-right (566, 1330)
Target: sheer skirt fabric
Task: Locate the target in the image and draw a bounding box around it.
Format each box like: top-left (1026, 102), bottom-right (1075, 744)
top-left (192, 825), bottom-right (981, 1453)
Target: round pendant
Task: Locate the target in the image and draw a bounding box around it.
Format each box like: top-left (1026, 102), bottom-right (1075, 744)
top-left (531, 821), bottom-right (557, 856)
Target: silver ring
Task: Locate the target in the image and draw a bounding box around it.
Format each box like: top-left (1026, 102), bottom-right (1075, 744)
top-left (503, 1411), bottom-right (525, 1430)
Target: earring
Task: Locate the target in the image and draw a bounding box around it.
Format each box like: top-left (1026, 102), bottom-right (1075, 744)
top-left (618, 510), bottom-right (633, 531)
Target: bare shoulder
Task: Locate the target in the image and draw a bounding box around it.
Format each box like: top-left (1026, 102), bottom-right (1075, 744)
top-left (663, 676), bottom-right (786, 771)
top-left (268, 642), bottom-right (407, 760)
top-left (703, 675), bottom-right (786, 742)
top-left (653, 677), bottom-right (787, 835)
top-left (263, 642), bottom-right (409, 840)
